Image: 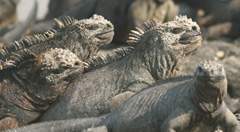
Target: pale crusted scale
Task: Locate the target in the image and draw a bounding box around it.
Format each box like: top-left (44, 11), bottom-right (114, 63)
top-left (37, 48), bottom-right (84, 70)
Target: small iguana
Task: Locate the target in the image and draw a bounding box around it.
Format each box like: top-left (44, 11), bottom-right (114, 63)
top-left (7, 61), bottom-right (240, 132)
top-left (38, 16), bottom-right (202, 121)
top-left (179, 40), bottom-right (240, 115)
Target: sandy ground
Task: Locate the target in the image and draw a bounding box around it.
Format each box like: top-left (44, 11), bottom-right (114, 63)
top-left (17, 0), bottom-right (49, 21)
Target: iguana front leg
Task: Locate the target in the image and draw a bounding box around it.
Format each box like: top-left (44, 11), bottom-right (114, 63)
top-left (218, 108), bottom-right (240, 132)
top-left (160, 109), bottom-right (192, 132)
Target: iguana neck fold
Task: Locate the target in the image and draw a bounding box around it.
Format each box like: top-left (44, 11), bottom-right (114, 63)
top-left (193, 77), bottom-right (227, 114)
top-left (125, 45), bottom-right (179, 81)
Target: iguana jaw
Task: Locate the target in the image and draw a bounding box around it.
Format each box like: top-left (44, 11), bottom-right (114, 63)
top-left (95, 29), bottom-right (114, 45)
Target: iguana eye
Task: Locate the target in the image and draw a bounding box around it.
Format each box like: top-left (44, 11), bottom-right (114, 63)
top-left (87, 25), bottom-right (98, 30)
top-left (171, 28), bottom-right (184, 34)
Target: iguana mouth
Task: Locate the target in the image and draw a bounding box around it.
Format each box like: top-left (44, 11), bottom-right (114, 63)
top-left (96, 30), bottom-right (114, 40)
top-left (179, 31), bottom-right (202, 44)
top-left (197, 75), bottom-right (226, 82)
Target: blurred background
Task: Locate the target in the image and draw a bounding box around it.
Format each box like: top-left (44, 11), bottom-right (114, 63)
top-left (18, 0), bottom-right (48, 20)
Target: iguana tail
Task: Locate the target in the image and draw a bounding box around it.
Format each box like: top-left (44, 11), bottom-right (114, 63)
top-left (5, 116), bottom-right (107, 132)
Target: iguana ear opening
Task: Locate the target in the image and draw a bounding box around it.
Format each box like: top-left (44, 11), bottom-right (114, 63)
top-left (127, 19), bottom-right (159, 45)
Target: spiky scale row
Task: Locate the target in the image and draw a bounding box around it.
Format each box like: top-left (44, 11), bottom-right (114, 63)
top-left (0, 16), bottom-right (82, 71)
top-left (0, 29), bottom-right (57, 61)
top-left (127, 19), bottom-right (158, 45)
top-left (0, 49), bottom-right (35, 70)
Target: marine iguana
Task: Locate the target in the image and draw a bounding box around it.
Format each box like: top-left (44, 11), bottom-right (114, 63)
top-left (0, 48), bottom-right (86, 130)
top-left (179, 40), bottom-right (240, 115)
top-left (7, 61), bottom-right (240, 132)
top-left (0, 14), bottom-right (114, 130)
top-left (0, 14), bottom-right (114, 70)
top-left (38, 16), bottom-right (202, 121)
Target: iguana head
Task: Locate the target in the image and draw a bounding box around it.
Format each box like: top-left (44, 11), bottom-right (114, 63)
top-left (194, 60), bottom-right (227, 113)
top-left (127, 16), bottom-right (202, 79)
top-left (0, 0), bottom-right (18, 27)
top-left (195, 61), bottom-right (226, 81)
top-left (36, 48), bottom-right (88, 84)
top-left (71, 14), bottom-right (114, 47)
top-left (128, 15), bottom-right (202, 59)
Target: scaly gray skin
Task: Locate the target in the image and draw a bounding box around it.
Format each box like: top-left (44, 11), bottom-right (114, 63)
top-left (0, 14), bottom-right (114, 71)
top-left (7, 61), bottom-right (240, 132)
top-left (38, 16), bottom-right (202, 121)
top-left (0, 14), bottom-right (114, 130)
top-left (179, 40), bottom-right (240, 114)
top-left (0, 0), bottom-right (38, 44)
top-left (0, 48), bottom-right (86, 130)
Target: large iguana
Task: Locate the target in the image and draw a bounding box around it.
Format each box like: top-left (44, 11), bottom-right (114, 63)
top-left (0, 14), bottom-right (114, 70)
top-left (179, 40), bottom-right (240, 115)
top-left (38, 16), bottom-right (202, 121)
top-left (0, 14), bottom-right (114, 130)
top-left (0, 48), bottom-right (87, 130)
top-left (7, 61), bottom-right (240, 132)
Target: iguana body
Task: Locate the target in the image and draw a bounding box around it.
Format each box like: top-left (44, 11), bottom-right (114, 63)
top-left (7, 61), bottom-right (240, 132)
top-left (38, 16), bottom-right (202, 121)
top-left (179, 40), bottom-right (240, 114)
top-left (0, 48), bottom-right (86, 130)
top-left (0, 14), bottom-right (114, 130)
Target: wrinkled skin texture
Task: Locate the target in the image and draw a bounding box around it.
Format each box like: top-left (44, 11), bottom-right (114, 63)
top-left (38, 16), bottom-right (202, 121)
top-left (179, 40), bottom-right (240, 115)
top-left (7, 61), bottom-right (240, 132)
top-left (0, 14), bottom-right (114, 68)
top-left (179, 40), bottom-right (240, 132)
top-left (0, 14), bottom-right (115, 130)
top-left (0, 48), bottom-right (85, 130)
